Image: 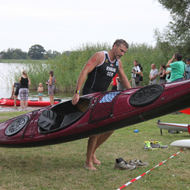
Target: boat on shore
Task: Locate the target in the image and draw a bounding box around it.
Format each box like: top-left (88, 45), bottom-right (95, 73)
top-left (0, 98), bottom-right (61, 107)
top-left (157, 120), bottom-right (190, 135)
top-left (1, 80), bottom-right (190, 148)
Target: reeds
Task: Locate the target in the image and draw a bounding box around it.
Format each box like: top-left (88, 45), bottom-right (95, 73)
top-left (12, 43), bottom-right (171, 91)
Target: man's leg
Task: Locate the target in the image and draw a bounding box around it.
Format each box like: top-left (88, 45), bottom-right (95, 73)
top-left (92, 131), bottom-right (114, 165)
top-left (20, 100), bottom-right (24, 110)
top-left (14, 95), bottom-right (17, 108)
top-left (132, 78), bottom-right (136, 88)
top-left (25, 100), bottom-right (28, 111)
top-left (49, 95), bottom-right (54, 105)
top-left (85, 135), bottom-right (100, 170)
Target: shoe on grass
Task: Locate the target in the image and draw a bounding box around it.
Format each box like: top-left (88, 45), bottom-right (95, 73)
top-left (144, 141), bottom-right (152, 150)
top-left (129, 159), bottom-right (148, 167)
top-left (151, 141), bottom-right (168, 149)
top-left (114, 158), bottom-right (136, 170)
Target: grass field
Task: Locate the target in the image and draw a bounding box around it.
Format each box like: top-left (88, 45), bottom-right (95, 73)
top-left (0, 111), bottom-right (190, 190)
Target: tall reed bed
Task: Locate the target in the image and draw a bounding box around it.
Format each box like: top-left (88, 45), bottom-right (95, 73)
top-left (12, 43), bottom-right (170, 91)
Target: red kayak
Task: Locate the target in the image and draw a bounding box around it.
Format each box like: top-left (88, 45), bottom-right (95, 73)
top-left (0, 98), bottom-right (61, 107)
top-left (1, 80), bottom-right (190, 148)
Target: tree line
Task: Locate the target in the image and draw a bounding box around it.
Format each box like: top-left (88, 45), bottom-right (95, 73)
top-left (0, 44), bottom-right (63, 60)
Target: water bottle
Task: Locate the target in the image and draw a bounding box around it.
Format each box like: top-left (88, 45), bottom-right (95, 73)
top-left (134, 129), bottom-right (139, 133)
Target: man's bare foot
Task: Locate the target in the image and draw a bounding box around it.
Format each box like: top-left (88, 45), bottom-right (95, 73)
top-left (84, 163), bottom-right (97, 170)
top-left (92, 154), bottom-right (101, 165)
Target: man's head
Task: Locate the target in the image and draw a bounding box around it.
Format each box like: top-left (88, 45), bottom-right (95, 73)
top-left (174, 52), bottom-right (182, 61)
top-left (112, 39), bottom-right (129, 59)
top-left (151, 64), bottom-right (156, 69)
top-left (186, 58), bottom-right (190, 64)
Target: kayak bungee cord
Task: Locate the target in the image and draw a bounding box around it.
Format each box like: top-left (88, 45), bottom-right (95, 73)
top-left (21, 110), bottom-right (39, 139)
top-left (116, 150), bottom-right (183, 190)
top-left (30, 109), bottom-right (41, 138)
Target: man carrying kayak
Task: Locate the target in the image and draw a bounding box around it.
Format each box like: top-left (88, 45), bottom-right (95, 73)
top-left (72, 39), bottom-right (131, 170)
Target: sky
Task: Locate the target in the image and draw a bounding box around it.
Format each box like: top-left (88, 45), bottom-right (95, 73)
top-left (1, 0), bottom-right (171, 53)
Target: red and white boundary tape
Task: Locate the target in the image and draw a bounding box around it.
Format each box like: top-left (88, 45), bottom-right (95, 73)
top-left (116, 150), bottom-right (183, 190)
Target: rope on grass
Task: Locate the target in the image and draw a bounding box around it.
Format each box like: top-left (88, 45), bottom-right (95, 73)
top-left (116, 150), bottom-right (183, 190)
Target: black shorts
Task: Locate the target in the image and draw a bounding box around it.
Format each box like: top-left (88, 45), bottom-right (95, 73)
top-left (14, 88), bottom-right (19, 96)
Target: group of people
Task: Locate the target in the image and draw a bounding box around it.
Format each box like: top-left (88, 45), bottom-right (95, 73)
top-left (11, 70), bottom-right (57, 110)
top-left (120, 52), bottom-right (189, 88)
top-left (148, 53), bottom-right (189, 85)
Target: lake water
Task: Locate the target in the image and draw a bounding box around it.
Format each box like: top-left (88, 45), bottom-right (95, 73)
top-left (0, 63), bottom-right (73, 112)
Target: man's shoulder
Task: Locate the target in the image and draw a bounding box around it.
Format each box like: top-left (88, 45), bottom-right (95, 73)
top-left (93, 51), bottom-right (105, 60)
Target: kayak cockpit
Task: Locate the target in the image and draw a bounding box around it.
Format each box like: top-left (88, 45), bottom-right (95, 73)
top-left (38, 97), bottom-right (91, 134)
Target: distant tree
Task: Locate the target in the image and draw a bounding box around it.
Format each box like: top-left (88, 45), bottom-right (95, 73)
top-left (44, 50), bottom-right (61, 59)
top-left (45, 49), bottom-right (52, 59)
top-left (11, 52), bottom-right (21, 59)
top-left (14, 49), bottom-right (28, 59)
top-left (155, 0), bottom-right (190, 58)
top-left (0, 48), bottom-right (29, 59)
top-left (52, 50), bottom-right (61, 58)
top-left (28, 44), bottom-right (46, 59)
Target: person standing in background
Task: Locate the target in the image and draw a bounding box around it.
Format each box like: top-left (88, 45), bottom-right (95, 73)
top-left (19, 71), bottom-right (31, 111)
top-left (37, 83), bottom-right (43, 101)
top-left (130, 60), bottom-right (141, 87)
top-left (10, 81), bottom-right (20, 109)
top-left (166, 53), bottom-right (185, 82)
top-left (149, 64), bottom-right (158, 84)
top-left (110, 73), bottom-right (118, 90)
top-left (46, 70), bottom-right (57, 105)
top-left (165, 67), bottom-right (171, 83)
top-left (137, 63), bottom-right (143, 86)
top-left (185, 59), bottom-right (190, 79)
top-left (158, 65), bottom-right (166, 84)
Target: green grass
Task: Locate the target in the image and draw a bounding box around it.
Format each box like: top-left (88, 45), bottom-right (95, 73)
top-left (0, 111), bottom-right (190, 189)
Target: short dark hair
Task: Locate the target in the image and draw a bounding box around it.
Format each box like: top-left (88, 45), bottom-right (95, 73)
top-left (49, 70), bottom-right (54, 76)
top-left (161, 64), bottom-right (166, 69)
top-left (174, 52), bottom-right (182, 61)
top-left (113, 39), bottom-right (129, 49)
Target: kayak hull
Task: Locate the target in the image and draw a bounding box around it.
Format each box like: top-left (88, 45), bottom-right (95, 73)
top-left (0, 98), bottom-right (60, 107)
top-left (157, 120), bottom-right (190, 133)
top-left (1, 80), bottom-right (190, 148)
top-left (170, 139), bottom-right (190, 148)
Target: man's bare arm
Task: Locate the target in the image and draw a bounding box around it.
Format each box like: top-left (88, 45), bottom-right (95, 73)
top-left (117, 60), bottom-right (131, 89)
top-left (72, 52), bottom-right (104, 105)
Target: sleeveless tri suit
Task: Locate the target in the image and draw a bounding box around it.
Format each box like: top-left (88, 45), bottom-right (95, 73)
top-left (83, 51), bottom-right (119, 95)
